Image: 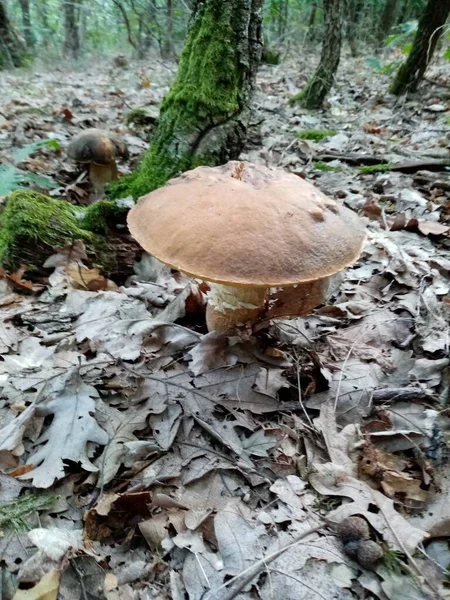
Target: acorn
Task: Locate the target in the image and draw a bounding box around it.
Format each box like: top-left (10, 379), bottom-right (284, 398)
top-left (336, 516), bottom-right (370, 543)
top-left (357, 540), bottom-right (384, 570)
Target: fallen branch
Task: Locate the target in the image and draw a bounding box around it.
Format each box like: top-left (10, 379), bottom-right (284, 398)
top-left (371, 387), bottom-right (436, 404)
top-left (315, 152), bottom-right (450, 173)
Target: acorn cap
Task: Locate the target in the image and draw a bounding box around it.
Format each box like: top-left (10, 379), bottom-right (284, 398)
top-left (127, 161), bottom-right (366, 288)
top-left (67, 128), bottom-right (128, 165)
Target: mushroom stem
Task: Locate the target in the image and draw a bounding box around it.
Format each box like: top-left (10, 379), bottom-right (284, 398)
top-left (205, 283), bottom-right (267, 334)
top-left (89, 161), bottom-right (118, 195)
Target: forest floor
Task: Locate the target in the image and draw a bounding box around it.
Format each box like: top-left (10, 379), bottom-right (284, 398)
top-left (0, 51), bottom-right (450, 600)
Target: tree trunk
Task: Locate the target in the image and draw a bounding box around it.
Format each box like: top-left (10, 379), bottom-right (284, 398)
top-left (376, 0), bottom-right (399, 50)
top-left (18, 0), bottom-right (35, 50)
top-left (110, 0), bottom-right (263, 200)
top-left (292, 0), bottom-right (343, 109)
top-left (36, 0), bottom-right (50, 37)
top-left (345, 0), bottom-right (364, 57)
top-left (64, 0), bottom-right (81, 59)
top-left (0, 0), bottom-right (26, 68)
top-left (390, 0), bottom-right (450, 95)
top-left (162, 0), bottom-right (174, 57)
top-left (306, 1), bottom-right (317, 41)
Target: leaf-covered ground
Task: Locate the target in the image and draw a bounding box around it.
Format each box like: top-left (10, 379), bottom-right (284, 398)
top-left (0, 52), bottom-right (450, 599)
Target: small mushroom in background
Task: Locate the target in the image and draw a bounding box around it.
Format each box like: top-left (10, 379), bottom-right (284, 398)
top-left (127, 161), bottom-right (366, 334)
top-left (67, 128), bottom-right (128, 199)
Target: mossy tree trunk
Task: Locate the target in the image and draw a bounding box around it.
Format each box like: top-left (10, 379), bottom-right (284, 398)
top-left (291, 0), bottom-right (343, 109)
top-left (376, 0), bottom-right (399, 51)
top-left (0, 0), bottom-right (26, 68)
top-left (110, 0), bottom-right (263, 200)
top-left (390, 0), bottom-right (450, 95)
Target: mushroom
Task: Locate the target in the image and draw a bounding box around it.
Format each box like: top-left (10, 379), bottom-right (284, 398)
top-left (67, 128), bottom-right (128, 197)
top-left (127, 161), bottom-right (366, 334)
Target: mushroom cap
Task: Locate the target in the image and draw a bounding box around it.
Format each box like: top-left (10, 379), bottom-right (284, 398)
top-left (127, 161), bottom-right (366, 288)
top-left (67, 128), bottom-right (128, 165)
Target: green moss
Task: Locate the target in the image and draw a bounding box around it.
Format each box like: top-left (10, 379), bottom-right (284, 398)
top-left (359, 163), bottom-right (392, 174)
top-left (125, 107), bottom-right (157, 127)
top-left (0, 191), bottom-right (115, 273)
top-left (262, 46), bottom-right (281, 65)
top-left (81, 199), bottom-right (130, 234)
top-left (296, 129), bottom-right (337, 142)
top-left (109, 1), bottom-right (250, 199)
top-left (0, 494), bottom-right (57, 529)
top-left (313, 161), bottom-right (341, 172)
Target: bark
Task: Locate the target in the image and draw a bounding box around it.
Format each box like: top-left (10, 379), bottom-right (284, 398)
top-left (376, 0), bottom-right (399, 50)
top-left (390, 0), bottom-right (450, 95)
top-left (0, 0), bottom-right (26, 68)
top-left (64, 0), bottom-right (81, 59)
top-left (110, 0), bottom-right (264, 200)
top-left (292, 0), bottom-right (343, 109)
top-left (18, 0), bottom-right (35, 50)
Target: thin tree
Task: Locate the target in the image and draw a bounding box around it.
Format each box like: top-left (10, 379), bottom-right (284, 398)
top-left (291, 0), bottom-right (344, 108)
top-left (376, 0), bottom-right (399, 51)
top-left (0, 0), bottom-right (26, 68)
top-left (110, 0), bottom-right (264, 200)
top-left (18, 0), bottom-right (36, 49)
top-left (64, 0), bottom-right (81, 59)
top-left (162, 0), bottom-right (175, 57)
top-left (390, 0), bottom-right (450, 95)
top-left (345, 0), bottom-right (364, 57)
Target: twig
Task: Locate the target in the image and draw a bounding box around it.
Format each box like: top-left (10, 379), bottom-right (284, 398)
top-left (370, 387), bottom-right (436, 404)
top-left (201, 525), bottom-right (323, 600)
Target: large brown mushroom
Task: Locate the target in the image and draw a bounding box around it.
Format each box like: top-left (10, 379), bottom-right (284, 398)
top-left (67, 128), bottom-right (128, 197)
top-left (127, 161), bottom-right (366, 333)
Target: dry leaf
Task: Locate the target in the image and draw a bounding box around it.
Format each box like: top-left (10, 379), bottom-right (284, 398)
top-left (12, 570), bottom-right (60, 600)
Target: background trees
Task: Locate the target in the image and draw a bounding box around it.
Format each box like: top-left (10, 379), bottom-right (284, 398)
top-left (0, 0), bottom-right (447, 68)
top-left (1, 0), bottom-right (450, 103)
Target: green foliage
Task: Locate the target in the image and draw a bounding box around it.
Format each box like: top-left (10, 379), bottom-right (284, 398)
top-left (385, 20), bottom-right (418, 50)
top-left (313, 161), bottom-right (341, 172)
top-left (359, 163), bottom-right (392, 174)
top-left (0, 139), bottom-right (60, 195)
top-left (382, 549), bottom-right (405, 573)
top-left (313, 495), bottom-right (341, 513)
top-left (365, 56), bottom-right (402, 76)
top-left (0, 494), bottom-right (57, 530)
top-left (296, 129), bottom-right (337, 141)
top-left (0, 191), bottom-right (114, 272)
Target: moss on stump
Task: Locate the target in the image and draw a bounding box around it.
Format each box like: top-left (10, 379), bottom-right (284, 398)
top-left (0, 192), bottom-right (130, 275)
